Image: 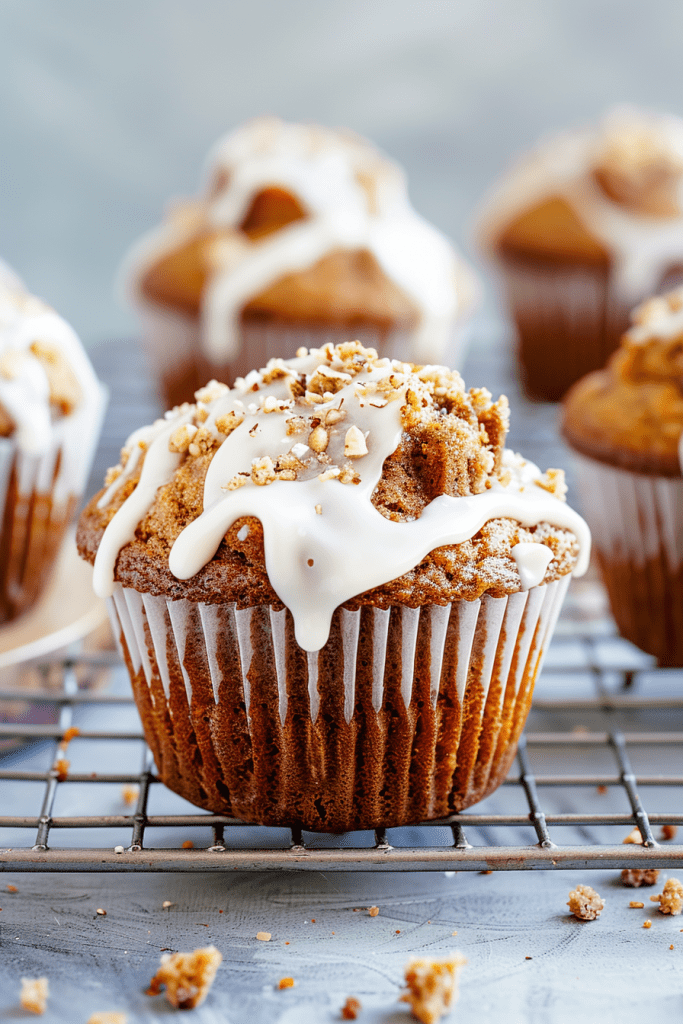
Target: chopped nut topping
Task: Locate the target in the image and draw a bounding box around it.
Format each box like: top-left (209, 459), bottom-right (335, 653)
top-left (96, 908), bottom-right (107, 916)
top-left (195, 380), bottom-right (229, 404)
top-left (214, 410), bottom-right (244, 436)
top-left (285, 415), bottom-right (307, 435)
top-left (338, 462), bottom-right (361, 485)
top-left (304, 389), bottom-right (324, 405)
top-left (401, 954), bottom-right (467, 1024)
top-left (533, 468), bottom-right (567, 500)
top-left (622, 868), bottom-right (660, 888)
top-left (251, 457), bottom-right (276, 486)
top-left (223, 474), bottom-right (248, 490)
top-left (308, 425), bottom-right (329, 453)
top-left (188, 426), bottom-right (218, 457)
top-left (344, 425), bottom-right (368, 458)
top-left (147, 946), bottom-right (222, 1009)
top-left (341, 996), bottom-right (362, 1020)
top-left (567, 884), bottom-right (605, 920)
top-left (318, 466), bottom-right (341, 481)
top-left (195, 406), bottom-right (209, 423)
top-left (20, 977), bottom-right (49, 1015)
top-left (325, 408), bottom-right (346, 425)
top-left (651, 878), bottom-right (683, 915)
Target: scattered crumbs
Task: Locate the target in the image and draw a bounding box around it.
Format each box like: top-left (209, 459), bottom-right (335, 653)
top-left (120, 784), bottom-right (139, 806)
top-left (256, 931), bottom-right (271, 942)
top-left (96, 908), bottom-right (107, 917)
top-left (182, 840), bottom-right (194, 849)
top-left (368, 906), bottom-right (379, 917)
top-left (6, 884), bottom-right (17, 893)
top-left (162, 901), bottom-right (174, 909)
top-left (278, 978), bottom-right (295, 990)
top-left (597, 785), bottom-right (608, 795)
top-left (525, 956), bottom-right (532, 961)
top-left (114, 846), bottom-right (124, 855)
top-left (451, 931), bottom-right (458, 936)
top-left (643, 920), bottom-right (652, 929)
top-left (147, 947), bottom-right (222, 1009)
top-left (341, 996), bottom-right (362, 1020)
top-left (567, 885), bottom-right (605, 921)
top-left (651, 878), bottom-right (683, 915)
top-left (87, 1014), bottom-right (127, 1024)
top-left (629, 901), bottom-right (645, 909)
top-left (20, 977), bottom-right (49, 1015)
top-left (661, 825), bottom-right (679, 842)
top-left (401, 954), bottom-right (467, 1024)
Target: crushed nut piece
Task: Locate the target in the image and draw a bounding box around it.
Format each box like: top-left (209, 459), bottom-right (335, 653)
top-left (401, 954), bottom-right (467, 1024)
top-left (315, 504), bottom-right (322, 514)
top-left (567, 884), bottom-right (605, 920)
top-left (146, 946), bottom-right (222, 1009)
top-left (256, 931), bottom-right (272, 941)
top-left (643, 920), bottom-right (652, 929)
top-left (251, 456), bottom-right (276, 486)
top-left (278, 978), bottom-right (295, 990)
top-left (341, 996), bottom-right (362, 1020)
top-left (344, 425), bottom-right (368, 458)
top-left (169, 423), bottom-right (198, 453)
top-left (96, 908), bottom-right (107, 916)
top-left (20, 978), bottom-right (49, 1015)
top-left (651, 878), bottom-right (683, 915)
top-left (325, 408), bottom-right (346, 425)
top-left (121, 784), bottom-right (139, 806)
top-left (308, 425), bottom-right (329, 453)
top-left (622, 868), bottom-right (660, 888)
top-left (224, 474), bottom-right (248, 490)
top-left (624, 827), bottom-right (644, 845)
top-left (629, 901), bottom-right (645, 908)
top-left (215, 411), bottom-right (244, 436)
top-left (318, 466), bottom-right (341, 481)
top-left (86, 1013), bottom-right (127, 1024)
top-left (195, 381), bottom-right (229, 404)
top-left (368, 906), bottom-right (379, 917)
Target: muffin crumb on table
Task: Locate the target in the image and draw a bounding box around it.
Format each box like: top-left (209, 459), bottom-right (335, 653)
top-left (567, 885), bottom-right (605, 920)
top-left (401, 954), bottom-right (467, 1024)
top-left (20, 977), bottom-right (49, 1015)
top-left (622, 869), bottom-right (660, 888)
top-left (86, 1014), bottom-right (127, 1024)
top-left (650, 879), bottom-right (683, 915)
top-left (146, 946), bottom-right (222, 1009)
top-left (341, 996), bottom-right (362, 1019)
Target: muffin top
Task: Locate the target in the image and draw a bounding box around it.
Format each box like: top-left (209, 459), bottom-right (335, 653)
top-left (126, 117), bottom-right (478, 364)
top-left (562, 286), bottom-right (683, 476)
top-left (0, 277), bottom-right (102, 476)
top-left (477, 106), bottom-right (683, 304)
top-left (79, 341), bottom-right (589, 651)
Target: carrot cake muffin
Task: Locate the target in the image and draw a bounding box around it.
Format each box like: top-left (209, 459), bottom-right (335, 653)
top-left (78, 341), bottom-right (589, 831)
top-left (124, 117), bottom-right (479, 407)
top-left (0, 276), bottom-right (105, 622)
top-left (477, 106), bottom-right (683, 400)
top-left (562, 285), bottom-right (683, 664)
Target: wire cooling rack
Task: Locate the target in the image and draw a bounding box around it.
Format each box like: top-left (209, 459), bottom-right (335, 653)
top-left (1, 600), bottom-right (682, 873)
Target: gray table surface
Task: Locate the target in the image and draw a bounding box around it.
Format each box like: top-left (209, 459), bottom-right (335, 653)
top-left (2, 330), bottom-right (683, 1023)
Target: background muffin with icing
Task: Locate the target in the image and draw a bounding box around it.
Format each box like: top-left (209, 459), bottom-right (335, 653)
top-left (563, 285), bottom-right (683, 665)
top-left (477, 106), bottom-right (683, 401)
top-left (78, 341), bottom-right (589, 831)
top-left (124, 116), bottom-right (479, 408)
top-left (0, 275), bottom-right (106, 622)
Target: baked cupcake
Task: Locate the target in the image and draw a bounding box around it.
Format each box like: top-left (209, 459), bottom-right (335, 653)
top-left (124, 116), bottom-right (479, 408)
top-left (78, 342), bottom-right (589, 831)
top-left (562, 286), bottom-right (683, 665)
top-left (477, 106), bottom-right (683, 400)
top-left (0, 277), bottom-right (106, 623)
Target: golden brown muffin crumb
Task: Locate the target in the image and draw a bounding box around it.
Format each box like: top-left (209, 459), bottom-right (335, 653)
top-left (341, 996), bottom-right (362, 1019)
top-left (567, 884), bottom-right (605, 920)
top-left (661, 825), bottom-right (678, 841)
top-left (87, 1014), bottom-right (127, 1024)
top-left (622, 869), bottom-right (660, 888)
top-left (643, 920), bottom-right (652, 929)
top-left (368, 906), bottom-right (379, 917)
top-left (20, 978), bottom-right (49, 1015)
top-left (146, 946), bottom-right (222, 1008)
top-left (651, 878), bottom-right (683, 915)
top-left (623, 827), bottom-right (644, 845)
top-left (401, 954), bottom-right (467, 1024)
top-left (278, 977), bottom-right (295, 990)
top-left (629, 901), bottom-right (645, 908)
top-left (256, 931), bottom-right (271, 941)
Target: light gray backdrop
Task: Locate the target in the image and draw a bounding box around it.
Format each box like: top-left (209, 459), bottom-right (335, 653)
top-left (1, 0), bottom-right (682, 345)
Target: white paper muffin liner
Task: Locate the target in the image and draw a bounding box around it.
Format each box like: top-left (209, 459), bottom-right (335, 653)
top-left (108, 573), bottom-right (570, 831)
top-left (0, 383), bottom-right (107, 623)
top-left (573, 452), bottom-right (683, 663)
top-left (138, 299), bottom-right (470, 408)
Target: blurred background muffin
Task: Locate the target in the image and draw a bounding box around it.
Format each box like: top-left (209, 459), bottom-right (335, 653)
top-left (0, 275), bottom-right (106, 623)
top-left (562, 285), bottom-right (683, 664)
top-left (123, 117), bottom-right (479, 407)
top-left (477, 107), bottom-right (683, 401)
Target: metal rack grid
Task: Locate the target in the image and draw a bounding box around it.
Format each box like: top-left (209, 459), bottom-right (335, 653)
top-left (1, 625), bottom-right (683, 873)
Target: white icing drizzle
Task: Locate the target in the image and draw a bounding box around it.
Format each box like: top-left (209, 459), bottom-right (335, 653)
top-left (511, 542), bottom-right (554, 591)
top-left (478, 106), bottom-right (683, 304)
top-left (0, 279), bottom-right (104, 490)
top-left (93, 349), bottom-right (590, 652)
top-left (125, 117), bottom-right (477, 363)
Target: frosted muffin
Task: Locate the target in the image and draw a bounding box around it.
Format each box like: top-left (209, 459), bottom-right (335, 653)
top-left (78, 342), bottom-right (589, 831)
top-left (0, 278), bottom-right (106, 622)
top-left (563, 286), bottom-right (683, 664)
top-left (124, 116), bottom-right (479, 408)
top-left (477, 107), bottom-right (683, 400)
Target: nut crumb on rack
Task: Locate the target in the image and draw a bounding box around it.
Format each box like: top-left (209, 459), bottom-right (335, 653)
top-left (660, 825), bottom-right (678, 841)
top-left (368, 906), bottom-right (379, 917)
top-left (651, 878), bottom-right (683, 915)
top-left (146, 946), bottom-right (222, 1009)
top-left (623, 827), bottom-right (644, 845)
top-left (20, 978), bottom-right (48, 1015)
top-left (278, 978), bottom-right (295, 990)
top-left (621, 868), bottom-right (660, 887)
top-left (87, 1014), bottom-right (127, 1024)
top-left (567, 884), bottom-right (605, 920)
top-left (401, 953), bottom-right (467, 1024)
top-left (341, 996), bottom-right (362, 1019)
top-left (53, 757), bottom-right (70, 781)
top-left (121, 784), bottom-right (139, 806)
top-left (629, 901), bottom-right (645, 908)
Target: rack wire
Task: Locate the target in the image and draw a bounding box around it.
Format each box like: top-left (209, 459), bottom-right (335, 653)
top-left (1, 608), bottom-right (683, 873)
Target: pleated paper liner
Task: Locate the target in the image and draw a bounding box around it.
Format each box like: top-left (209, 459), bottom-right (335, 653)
top-left (573, 452), bottom-right (683, 665)
top-left (108, 574), bottom-right (569, 832)
top-left (138, 299), bottom-right (470, 409)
